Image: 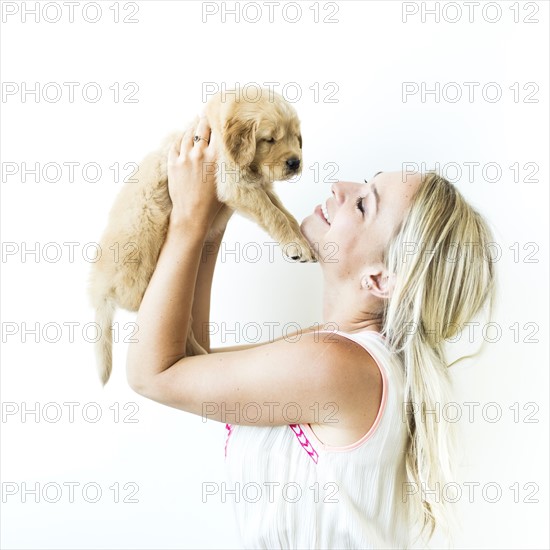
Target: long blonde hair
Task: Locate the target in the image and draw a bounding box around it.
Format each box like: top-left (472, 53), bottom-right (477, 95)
top-left (381, 172), bottom-right (497, 543)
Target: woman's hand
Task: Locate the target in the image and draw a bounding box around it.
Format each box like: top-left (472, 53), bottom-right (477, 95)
top-left (167, 116), bottom-right (224, 230)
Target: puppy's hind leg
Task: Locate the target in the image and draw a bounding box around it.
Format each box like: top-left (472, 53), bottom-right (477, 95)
top-left (186, 328), bottom-right (208, 357)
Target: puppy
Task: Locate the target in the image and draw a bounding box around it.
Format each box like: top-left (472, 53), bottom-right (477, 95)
top-left (88, 88), bottom-right (316, 385)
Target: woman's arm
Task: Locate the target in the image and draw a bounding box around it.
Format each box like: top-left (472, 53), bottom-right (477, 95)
top-left (126, 117), bottom-right (222, 385)
top-left (209, 327), bottom-right (320, 353)
top-left (126, 218), bottom-right (210, 385)
top-left (125, 117), bottom-right (381, 428)
top-left (192, 229), bottom-right (226, 353)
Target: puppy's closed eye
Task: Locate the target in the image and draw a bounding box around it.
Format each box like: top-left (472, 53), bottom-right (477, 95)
top-left (263, 137), bottom-right (276, 144)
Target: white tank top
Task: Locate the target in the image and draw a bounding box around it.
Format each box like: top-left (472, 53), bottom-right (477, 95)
top-left (223, 329), bottom-right (413, 549)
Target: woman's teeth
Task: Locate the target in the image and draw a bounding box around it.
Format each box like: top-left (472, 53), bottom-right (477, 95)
top-left (321, 202), bottom-right (331, 225)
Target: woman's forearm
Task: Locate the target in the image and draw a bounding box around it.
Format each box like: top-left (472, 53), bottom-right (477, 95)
top-left (126, 218), bottom-right (209, 388)
top-left (192, 229), bottom-right (225, 353)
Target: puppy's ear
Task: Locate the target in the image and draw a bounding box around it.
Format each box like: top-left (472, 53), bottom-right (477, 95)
top-left (223, 113), bottom-right (258, 166)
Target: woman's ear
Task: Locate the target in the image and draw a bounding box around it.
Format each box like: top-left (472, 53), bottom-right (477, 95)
top-left (361, 272), bottom-right (396, 298)
top-left (223, 110), bottom-right (258, 166)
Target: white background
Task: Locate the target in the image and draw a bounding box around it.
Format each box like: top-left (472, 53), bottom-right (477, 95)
top-left (1, 1), bottom-right (548, 548)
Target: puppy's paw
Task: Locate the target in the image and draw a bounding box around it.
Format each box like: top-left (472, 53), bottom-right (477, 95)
top-left (283, 239), bottom-right (318, 263)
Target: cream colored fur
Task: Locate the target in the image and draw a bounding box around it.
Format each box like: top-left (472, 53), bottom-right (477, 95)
top-left (88, 90), bottom-right (316, 385)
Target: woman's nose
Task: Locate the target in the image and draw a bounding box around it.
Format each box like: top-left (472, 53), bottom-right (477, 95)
top-left (330, 180), bottom-right (357, 203)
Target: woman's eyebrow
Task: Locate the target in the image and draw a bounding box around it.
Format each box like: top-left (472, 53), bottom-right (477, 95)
top-left (373, 171), bottom-right (383, 178)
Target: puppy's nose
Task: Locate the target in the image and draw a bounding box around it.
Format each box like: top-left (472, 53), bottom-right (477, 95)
top-left (286, 158), bottom-right (301, 170)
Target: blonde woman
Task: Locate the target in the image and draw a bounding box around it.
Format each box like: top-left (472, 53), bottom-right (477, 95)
top-left (127, 117), bottom-right (496, 548)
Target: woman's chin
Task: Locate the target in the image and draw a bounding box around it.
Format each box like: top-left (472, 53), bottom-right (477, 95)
top-left (300, 216), bottom-right (315, 243)
top-left (300, 215), bottom-right (328, 250)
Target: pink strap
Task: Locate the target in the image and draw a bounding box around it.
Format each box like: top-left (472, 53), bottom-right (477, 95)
top-left (224, 423), bottom-right (233, 458)
top-left (224, 422), bottom-right (319, 464)
top-left (289, 424), bottom-right (319, 464)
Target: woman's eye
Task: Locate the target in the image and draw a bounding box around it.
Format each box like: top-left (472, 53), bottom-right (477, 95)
top-left (356, 196), bottom-right (366, 214)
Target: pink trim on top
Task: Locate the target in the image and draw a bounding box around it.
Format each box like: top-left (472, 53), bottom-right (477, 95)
top-left (224, 423), bottom-right (234, 458)
top-left (300, 329), bottom-right (389, 453)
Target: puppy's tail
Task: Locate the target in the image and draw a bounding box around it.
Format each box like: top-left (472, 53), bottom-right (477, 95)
top-left (95, 298), bottom-right (115, 386)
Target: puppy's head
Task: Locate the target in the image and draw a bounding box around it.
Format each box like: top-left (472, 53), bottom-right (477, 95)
top-left (222, 90), bottom-right (302, 182)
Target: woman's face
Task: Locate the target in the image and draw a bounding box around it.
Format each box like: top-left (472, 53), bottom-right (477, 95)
top-left (300, 171), bottom-right (423, 281)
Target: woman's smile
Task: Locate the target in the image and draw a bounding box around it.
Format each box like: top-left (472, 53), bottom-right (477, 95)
top-left (314, 203), bottom-right (331, 225)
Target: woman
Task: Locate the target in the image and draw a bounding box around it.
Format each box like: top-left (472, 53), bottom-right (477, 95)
top-left (126, 117), bottom-right (496, 548)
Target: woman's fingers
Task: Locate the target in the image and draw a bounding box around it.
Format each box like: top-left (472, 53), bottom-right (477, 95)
top-left (192, 115), bottom-right (212, 151)
top-left (178, 125), bottom-right (195, 157)
top-left (207, 120), bottom-right (218, 152)
top-left (168, 140), bottom-right (179, 163)
top-left (175, 116), bottom-right (215, 161)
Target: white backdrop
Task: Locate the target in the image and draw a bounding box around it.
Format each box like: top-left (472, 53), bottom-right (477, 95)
top-left (1, 1), bottom-right (548, 549)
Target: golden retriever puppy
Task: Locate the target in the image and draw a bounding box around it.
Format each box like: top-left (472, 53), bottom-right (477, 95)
top-left (88, 88), bottom-right (316, 385)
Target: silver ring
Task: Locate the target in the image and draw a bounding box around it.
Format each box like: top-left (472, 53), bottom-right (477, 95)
top-left (193, 135), bottom-right (209, 144)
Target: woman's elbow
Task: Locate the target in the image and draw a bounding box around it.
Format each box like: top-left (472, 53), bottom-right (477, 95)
top-left (125, 361), bottom-right (149, 396)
